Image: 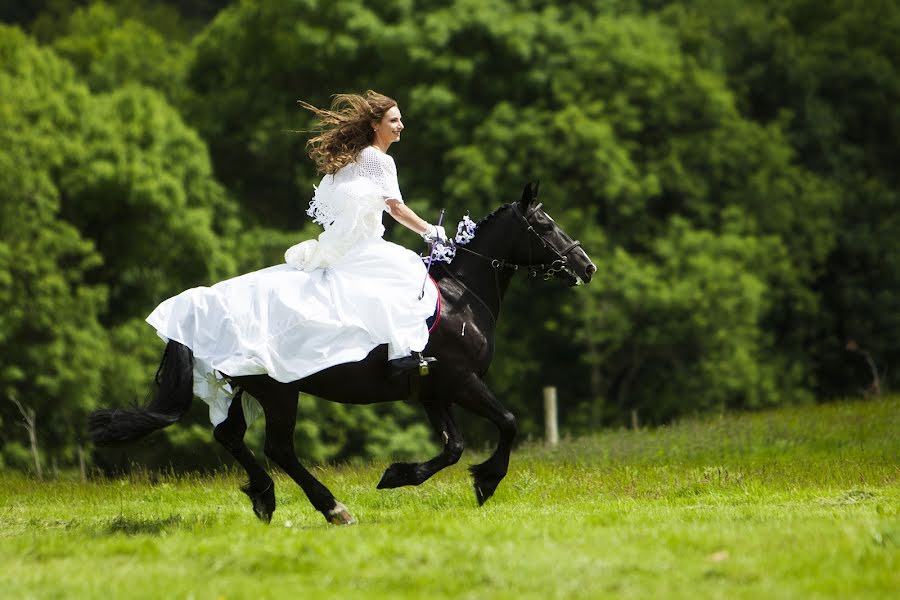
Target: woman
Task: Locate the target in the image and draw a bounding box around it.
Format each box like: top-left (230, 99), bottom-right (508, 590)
top-left (146, 91), bottom-right (445, 424)
top-left (286, 90), bottom-right (447, 372)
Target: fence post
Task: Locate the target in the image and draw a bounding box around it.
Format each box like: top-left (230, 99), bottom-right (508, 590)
top-left (543, 386), bottom-right (559, 446)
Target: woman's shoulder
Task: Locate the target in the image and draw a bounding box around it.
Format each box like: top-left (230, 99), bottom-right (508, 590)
top-left (357, 145), bottom-right (395, 166)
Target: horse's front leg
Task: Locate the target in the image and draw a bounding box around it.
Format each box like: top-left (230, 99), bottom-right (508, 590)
top-left (254, 383), bottom-right (355, 525)
top-left (377, 401), bottom-right (464, 489)
top-left (455, 373), bottom-right (517, 505)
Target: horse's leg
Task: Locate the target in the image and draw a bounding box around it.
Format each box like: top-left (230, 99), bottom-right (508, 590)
top-left (455, 374), bottom-right (518, 505)
top-left (377, 401), bottom-right (464, 489)
top-left (213, 390), bottom-right (276, 522)
top-left (256, 388), bottom-right (356, 525)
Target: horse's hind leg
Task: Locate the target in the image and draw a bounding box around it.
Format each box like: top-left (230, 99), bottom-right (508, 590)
top-left (455, 374), bottom-right (517, 505)
top-left (256, 387), bottom-right (355, 525)
top-left (213, 390), bottom-right (276, 523)
top-left (377, 401), bottom-right (464, 489)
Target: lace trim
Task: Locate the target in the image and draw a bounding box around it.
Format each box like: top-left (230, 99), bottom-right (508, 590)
top-left (307, 181), bottom-right (337, 227)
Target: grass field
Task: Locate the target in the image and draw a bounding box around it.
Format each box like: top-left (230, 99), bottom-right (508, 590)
top-left (1, 398), bottom-right (898, 599)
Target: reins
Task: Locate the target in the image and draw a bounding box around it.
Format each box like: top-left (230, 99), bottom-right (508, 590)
top-left (453, 202), bottom-right (582, 280)
top-left (440, 267), bottom-right (500, 327)
top-left (453, 245), bottom-right (570, 281)
top-left (441, 203), bottom-right (583, 326)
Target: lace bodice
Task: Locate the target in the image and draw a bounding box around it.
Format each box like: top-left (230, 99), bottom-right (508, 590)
top-left (286, 146), bottom-right (404, 271)
top-left (306, 146), bottom-right (402, 228)
top-left (352, 146), bottom-right (403, 203)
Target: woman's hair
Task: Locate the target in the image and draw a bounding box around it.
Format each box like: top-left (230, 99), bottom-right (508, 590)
top-left (298, 90), bottom-right (398, 175)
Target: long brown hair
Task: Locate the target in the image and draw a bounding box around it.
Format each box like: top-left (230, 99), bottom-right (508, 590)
top-left (298, 90), bottom-right (398, 175)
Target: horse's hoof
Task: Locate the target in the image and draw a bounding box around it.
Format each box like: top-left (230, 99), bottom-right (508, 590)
top-left (473, 483), bottom-right (488, 506)
top-left (326, 501), bottom-right (356, 526)
top-left (377, 462), bottom-right (418, 488)
top-left (242, 482), bottom-right (276, 523)
top-left (469, 465), bottom-right (499, 506)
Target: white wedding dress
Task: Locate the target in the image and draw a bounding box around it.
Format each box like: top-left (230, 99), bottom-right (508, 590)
top-left (146, 146), bottom-right (438, 425)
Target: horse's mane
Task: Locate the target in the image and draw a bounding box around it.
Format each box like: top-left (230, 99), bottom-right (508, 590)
top-left (431, 203), bottom-right (514, 283)
top-left (475, 203), bottom-right (512, 227)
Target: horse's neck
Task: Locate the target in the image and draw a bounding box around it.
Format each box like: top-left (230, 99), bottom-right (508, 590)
top-left (444, 212), bottom-right (517, 323)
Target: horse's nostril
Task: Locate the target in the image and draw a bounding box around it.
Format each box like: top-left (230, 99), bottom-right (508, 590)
top-left (586, 263), bottom-right (597, 276)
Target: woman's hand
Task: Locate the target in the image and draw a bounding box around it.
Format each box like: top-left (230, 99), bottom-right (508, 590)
top-left (422, 223), bottom-right (448, 244)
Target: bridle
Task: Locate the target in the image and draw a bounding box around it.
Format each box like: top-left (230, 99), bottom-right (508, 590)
top-left (441, 203), bottom-right (582, 326)
top-left (453, 202), bottom-right (582, 280)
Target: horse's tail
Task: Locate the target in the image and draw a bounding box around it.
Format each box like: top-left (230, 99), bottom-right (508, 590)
top-left (88, 340), bottom-right (195, 446)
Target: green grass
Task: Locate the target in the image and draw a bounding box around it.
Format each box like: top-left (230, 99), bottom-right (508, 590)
top-left (2, 399), bottom-right (898, 599)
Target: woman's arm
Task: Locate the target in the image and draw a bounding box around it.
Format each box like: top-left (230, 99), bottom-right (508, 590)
top-left (385, 199), bottom-right (446, 241)
top-left (386, 199), bottom-right (428, 234)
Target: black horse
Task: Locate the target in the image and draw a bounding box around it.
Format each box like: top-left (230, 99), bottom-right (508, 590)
top-left (89, 182), bottom-right (595, 524)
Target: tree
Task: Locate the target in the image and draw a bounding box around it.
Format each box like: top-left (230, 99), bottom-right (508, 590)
top-left (658, 0), bottom-right (900, 396)
top-left (436, 10), bottom-right (833, 424)
top-left (50, 2), bottom-right (190, 99)
top-left (0, 24), bottom-right (246, 469)
top-left (0, 25), bottom-right (108, 466)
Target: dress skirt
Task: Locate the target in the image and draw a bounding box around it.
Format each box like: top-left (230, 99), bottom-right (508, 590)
top-left (146, 236), bottom-right (438, 424)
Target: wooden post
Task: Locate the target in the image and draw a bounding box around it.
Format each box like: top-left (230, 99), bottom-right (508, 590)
top-left (543, 386), bottom-right (559, 446)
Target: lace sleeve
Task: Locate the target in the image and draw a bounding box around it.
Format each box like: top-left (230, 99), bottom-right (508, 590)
top-left (355, 146), bottom-right (403, 203)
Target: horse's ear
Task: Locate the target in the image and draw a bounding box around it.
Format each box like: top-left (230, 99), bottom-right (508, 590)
top-left (519, 181), bottom-right (540, 209)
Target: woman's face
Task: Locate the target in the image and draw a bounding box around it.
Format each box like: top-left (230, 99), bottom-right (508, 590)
top-left (373, 106), bottom-right (404, 146)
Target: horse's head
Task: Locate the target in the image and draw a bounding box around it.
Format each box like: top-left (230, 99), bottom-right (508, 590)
top-left (509, 182), bottom-right (596, 286)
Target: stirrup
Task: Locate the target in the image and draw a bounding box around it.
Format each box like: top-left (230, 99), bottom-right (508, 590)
top-left (417, 355), bottom-right (437, 376)
top-left (402, 355), bottom-right (437, 405)
top-left (390, 352), bottom-right (436, 377)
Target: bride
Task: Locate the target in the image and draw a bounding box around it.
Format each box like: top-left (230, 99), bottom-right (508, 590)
top-left (146, 91), bottom-right (446, 423)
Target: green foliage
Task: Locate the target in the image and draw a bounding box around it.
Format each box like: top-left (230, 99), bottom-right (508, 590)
top-left (23, 1), bottom-right (208, 41)
top-left (63, 84), bottom-right (239, 321)
top-left (0, 25), bottom-right (108, 459)
top-left (583, 216), bottom-right (812, 423)
top-left (657, 0), bottom-right (900, 396)
top-left (50, 2), bottom-right (190, 98)
top-left (421, 7), bottom-right (834, 422)
top-left (183, 0), bottom-right (405, 226)
top-left (0, 25), bottom-right (249, 468)
top-left (292, 395), bottom-right (435, 464)
top-left (1, 0), bottom-right (899, 468)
